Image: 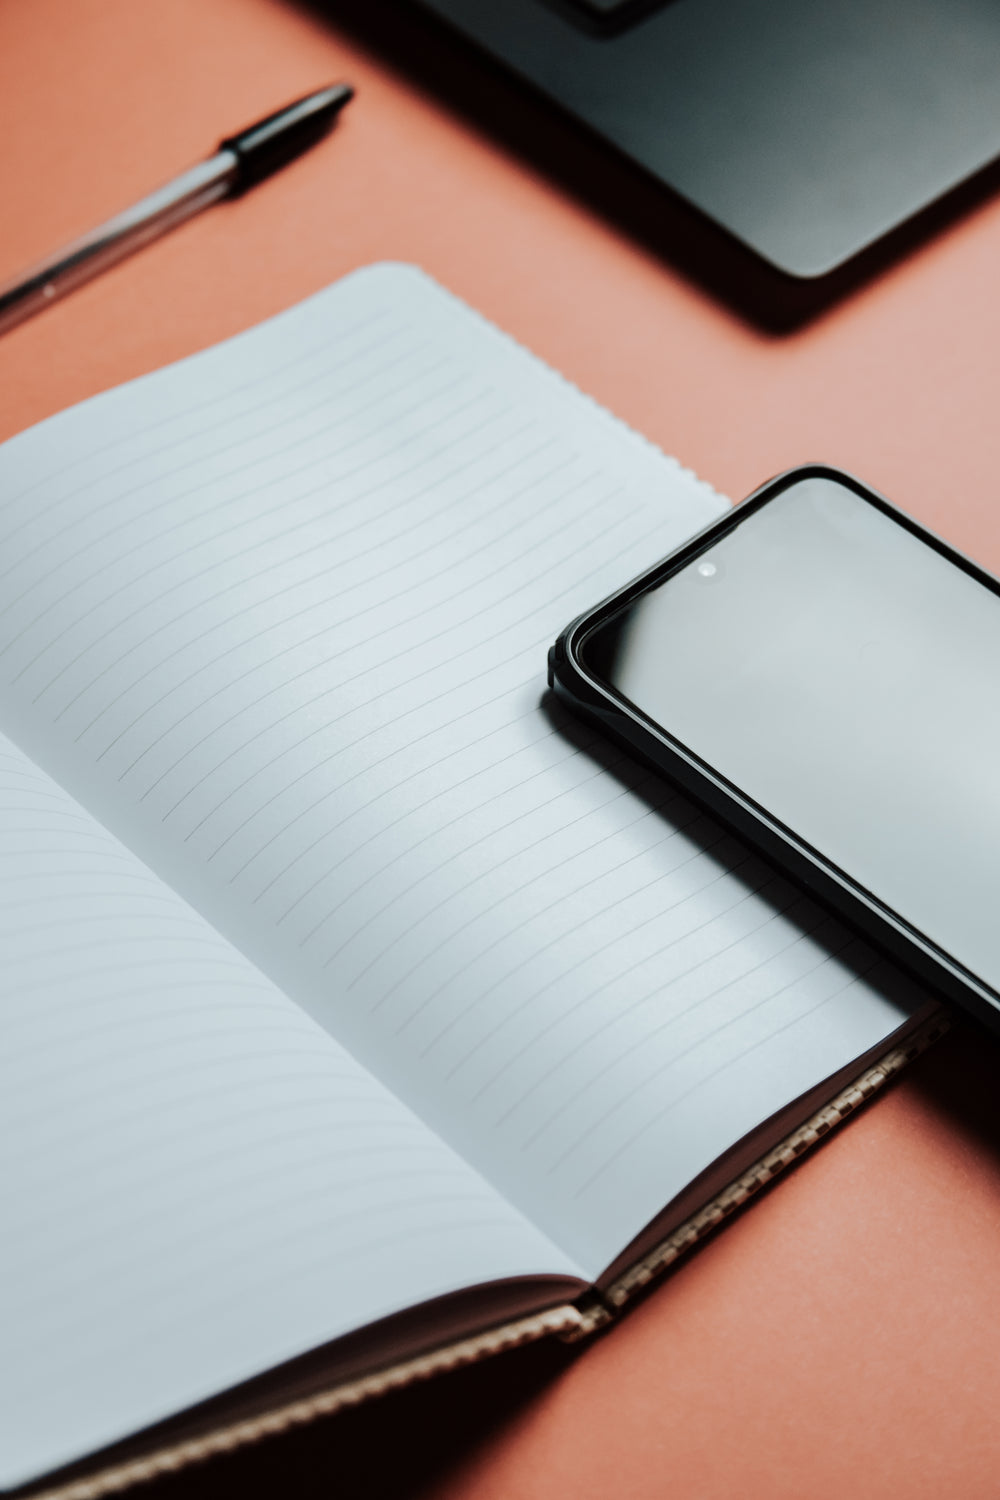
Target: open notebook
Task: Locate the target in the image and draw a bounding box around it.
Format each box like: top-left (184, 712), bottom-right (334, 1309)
top-left (0, 265), bottom-right (943, 1498)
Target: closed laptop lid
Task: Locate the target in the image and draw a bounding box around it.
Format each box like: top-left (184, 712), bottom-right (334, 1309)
top-left (414, 0), bottom-right (1000, 280)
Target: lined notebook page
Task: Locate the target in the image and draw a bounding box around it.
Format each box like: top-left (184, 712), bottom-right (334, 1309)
top-left (0, 729), bottom-right (577, 1491)
top-left (0, 265), bottom-right (918, 1278)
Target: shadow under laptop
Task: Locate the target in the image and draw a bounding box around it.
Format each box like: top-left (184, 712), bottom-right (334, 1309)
top-left (305, 0), bottom-right (1000, 334)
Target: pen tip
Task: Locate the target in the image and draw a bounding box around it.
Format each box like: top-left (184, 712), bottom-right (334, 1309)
top-left (317, 82), bottom-right (355, 117)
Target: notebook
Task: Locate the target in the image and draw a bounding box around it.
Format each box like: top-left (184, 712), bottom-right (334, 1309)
top-left (0, 264), bottom-right (944, 1499)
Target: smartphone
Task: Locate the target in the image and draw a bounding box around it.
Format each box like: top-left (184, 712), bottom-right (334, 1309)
top-left (549, 464), bottom-right (1000, 1034)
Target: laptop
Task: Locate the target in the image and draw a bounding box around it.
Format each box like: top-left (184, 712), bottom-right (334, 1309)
top-left (407, 0), bottom-right (1000, 284)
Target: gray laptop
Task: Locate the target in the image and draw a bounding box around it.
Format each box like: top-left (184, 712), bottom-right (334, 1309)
top-left (409, 0), bottom-right (1000, 283)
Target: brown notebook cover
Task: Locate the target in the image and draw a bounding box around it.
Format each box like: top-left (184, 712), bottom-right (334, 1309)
top-left (25, 1010), bottom-right (947, 1500)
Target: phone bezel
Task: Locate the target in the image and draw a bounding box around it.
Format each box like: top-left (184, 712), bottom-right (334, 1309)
top-left (549, 462), bottom-right (1000, 1034)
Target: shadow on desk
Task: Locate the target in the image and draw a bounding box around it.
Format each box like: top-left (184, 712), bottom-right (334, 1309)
top-left (126, 1027), bottom-right (999, 1500)
top-left (127, 1334), bottom-right (572, 1500)
top-left (306, 0), bottom-right (1000, 333)
top-left (132, 703), bottom-right (1000, 1500)
top-left (909, 1015), bottom-right (1000, 1166)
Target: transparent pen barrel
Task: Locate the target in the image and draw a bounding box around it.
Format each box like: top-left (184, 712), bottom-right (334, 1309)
top-left (0, 151), bottom-right (238, 336)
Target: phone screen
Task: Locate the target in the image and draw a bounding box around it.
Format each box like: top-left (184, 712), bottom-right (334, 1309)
top-left (579, 474), bottom-right (1000, 995)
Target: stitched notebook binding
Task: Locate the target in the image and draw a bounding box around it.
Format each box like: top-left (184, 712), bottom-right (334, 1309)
top-left (26, 1307), bottom-right (586, 1500)
top-left (25, 1007), bottom-right (947, 1500)
top-left (597, 1006), bottom-right (950, 1313)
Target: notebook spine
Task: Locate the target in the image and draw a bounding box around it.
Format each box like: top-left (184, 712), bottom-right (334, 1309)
top-left (599, 1008), bottom-right (950, 1313)
top-left (23, 1009), bottom-right (949, 1500)
top-left (24, 1305), bottom-right (585, 1500)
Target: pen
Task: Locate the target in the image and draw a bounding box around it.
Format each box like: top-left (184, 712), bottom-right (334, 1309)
top-left (0, 83), bottom-right (354, 338)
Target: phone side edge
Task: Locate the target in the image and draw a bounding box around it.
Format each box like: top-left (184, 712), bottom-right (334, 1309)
top-left (548, 467), bottom-right (1000, 1038)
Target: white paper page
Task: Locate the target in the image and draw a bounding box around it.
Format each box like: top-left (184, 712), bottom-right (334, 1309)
top-left (0, 265), bottom-right (919, 1279)
top-left (0, 731), bottom-right (577, 1491)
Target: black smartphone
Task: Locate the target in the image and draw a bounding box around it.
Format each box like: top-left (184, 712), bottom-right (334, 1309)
top-left (549, 464), bottom-right (1000, 1034)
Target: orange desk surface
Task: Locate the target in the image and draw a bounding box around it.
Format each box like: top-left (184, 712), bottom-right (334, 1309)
top-left (3, 3), bottom-right (1000, 1497)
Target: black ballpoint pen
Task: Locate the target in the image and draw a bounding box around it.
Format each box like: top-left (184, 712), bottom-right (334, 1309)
top-left (0, 83), bottom-right (354, 338)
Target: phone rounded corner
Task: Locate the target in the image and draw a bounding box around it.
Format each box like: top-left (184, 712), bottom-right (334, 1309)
top-left (549, 617), bottom-right (601, 713)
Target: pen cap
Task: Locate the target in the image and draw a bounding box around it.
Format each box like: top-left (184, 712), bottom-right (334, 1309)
top-left (220, 83), bottom-right (354, 193)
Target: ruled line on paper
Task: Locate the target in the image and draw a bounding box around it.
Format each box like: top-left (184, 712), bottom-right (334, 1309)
top-left (433, 819), bottom-right (744, 1078)
top-left (508, 880), bottom-right (807, 1139)
top-left (66, 401), bottom-right (528, 741)
top-left (569, 940), bottom-right (883, 1196)
top-left (141, 500), bottom-right (670, 881)
top-left (0, 263), bottom-right (918, 1288)
top-left (400, 783), bottom-right (690, 1052)
top-left (240, 695), bottom-right (546, 903)
top-left (7, 350), bottom-right (465, 665)
top-left (0, 723), bottom-right (578, 1489)
top-left (509, 876), bottom-right (803, 1134)
top-left (270, 723), bottom-right (564, 930)
top-left (0, 306), bottom-right (397, 540)
top-left (0, 327), bottom-right (415, 647)
top-left (219, 702), bottom-right (546, 882)
top-left (164, 455), bottom-right (588, 833)
top-left (339, 745), bottom-right (635, 987)
top-left (35, 352), bottom-right (476, 708)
